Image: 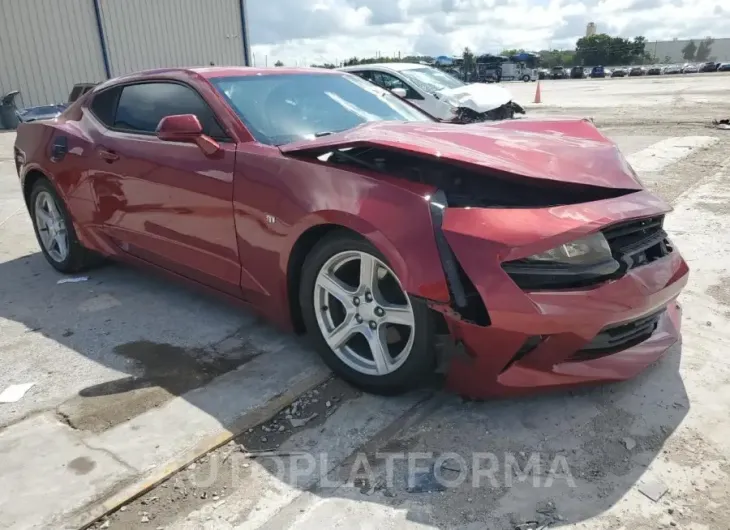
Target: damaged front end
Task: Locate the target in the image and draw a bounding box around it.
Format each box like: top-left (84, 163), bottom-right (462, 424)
top-left (281, 119), bottom-right (688, 398)
top-left (451, 101), bottom-right (526, 123)
top-left (435, 82), bottom-right (526, 123)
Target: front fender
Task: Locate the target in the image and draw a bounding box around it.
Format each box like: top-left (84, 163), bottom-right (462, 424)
top-left (286, 206), bottom-right (451, 304)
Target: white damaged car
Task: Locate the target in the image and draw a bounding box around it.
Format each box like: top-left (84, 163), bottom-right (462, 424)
top-left (339, 62), bottom-right (525, 123)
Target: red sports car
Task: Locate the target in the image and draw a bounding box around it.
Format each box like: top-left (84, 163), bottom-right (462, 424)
top-left (13, 67), bottom-right (688, 398)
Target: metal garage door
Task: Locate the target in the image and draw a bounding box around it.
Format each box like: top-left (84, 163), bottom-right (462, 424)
top-left (98, 0), bottom-right (247, 77)
top-left (0, 0), bottom-right (107, 107)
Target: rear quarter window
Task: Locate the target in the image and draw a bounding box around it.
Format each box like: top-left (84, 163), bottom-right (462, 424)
top-left (89, 87), bottom-right (121, 127)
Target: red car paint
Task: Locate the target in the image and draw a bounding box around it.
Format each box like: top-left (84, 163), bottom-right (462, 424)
top-left (281, 119), bottom-right (643, 190)
top-left (14, 67), bottom-right (688, 398)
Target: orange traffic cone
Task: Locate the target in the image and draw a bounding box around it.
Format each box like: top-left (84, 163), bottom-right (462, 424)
top-left (533, 81), bottom-right (542, 104)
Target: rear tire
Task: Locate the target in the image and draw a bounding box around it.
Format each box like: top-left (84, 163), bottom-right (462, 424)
top-left (299, 232), bottom-right (436, 395)
top-left (29, 179), bottom-right (102, 273)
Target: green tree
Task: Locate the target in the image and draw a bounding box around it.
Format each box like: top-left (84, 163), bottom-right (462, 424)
top-left (274, 60), bottom-right (284, 67)
top-left (682, 40), bottom-right (697, 61)
top-left (538, 49), bottom-right (575, 68)
top-left (500, 48), bottom-right (525, 57)
top-left (575, 33), bottom-right (649, 66)
top-left (695, 37), bottom-right (714, 62)
top-left (631, 36), bottom-right (647, 58)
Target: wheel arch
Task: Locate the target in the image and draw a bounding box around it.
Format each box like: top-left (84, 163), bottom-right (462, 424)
top-left (285, 215), bottom-right (412, 334)
top-left (21, 167), bottom-right (53, 209)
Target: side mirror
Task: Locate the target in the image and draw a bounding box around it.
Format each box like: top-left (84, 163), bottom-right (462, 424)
top-left (391, 87), bottom-right (407, 98)
top-left (156, 114), bottom-right (203, 141)
top-left (156, 114), bottom-right (220, 156)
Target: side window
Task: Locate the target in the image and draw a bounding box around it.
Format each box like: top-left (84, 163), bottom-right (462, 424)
top-left (89, 87), bottom-right (121, 127)
top-left (352, 70), bottom-right (374, 82)
top-left (113, 82), bottom-right (226, 138)
top-left (371, 72), bottom-right (422, 100)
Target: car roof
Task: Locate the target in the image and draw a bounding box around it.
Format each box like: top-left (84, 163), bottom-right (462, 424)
top-left (89, 66), bottom-right (344, 93)
top-left (340, 62), bottom-right (426, 72)
top-left (191, 66), bottom-right (341, 78)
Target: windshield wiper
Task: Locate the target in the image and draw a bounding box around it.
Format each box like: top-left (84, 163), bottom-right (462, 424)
top-left (314, 131), bottom-right (335, 137)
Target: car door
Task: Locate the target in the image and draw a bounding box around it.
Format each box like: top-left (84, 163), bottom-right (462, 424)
top-left (87, 81), bottom-right (241, 295)
top-left (375, 71), bottom-right (451, 120)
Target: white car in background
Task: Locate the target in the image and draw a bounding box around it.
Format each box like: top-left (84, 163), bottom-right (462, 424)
top-left (339, 63), bottom-right (524, 123)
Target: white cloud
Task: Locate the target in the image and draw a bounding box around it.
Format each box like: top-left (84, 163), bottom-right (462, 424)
top-left (246, 0), bottom-right (725, 65)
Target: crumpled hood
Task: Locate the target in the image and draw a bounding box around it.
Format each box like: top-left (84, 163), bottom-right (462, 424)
top-left (435, 83), bottom-right (513, 113)
top-left (279, 118), bottom-right (644, 190)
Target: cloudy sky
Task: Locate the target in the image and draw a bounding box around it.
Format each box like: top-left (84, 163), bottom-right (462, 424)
top-left (246, 0), bottom-right (725, 65)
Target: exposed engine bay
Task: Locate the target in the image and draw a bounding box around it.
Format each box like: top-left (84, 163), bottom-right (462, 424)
top-left (452, 101), bottom-right (526, 123)
top-left (318, 146), bottom-right (633, 208)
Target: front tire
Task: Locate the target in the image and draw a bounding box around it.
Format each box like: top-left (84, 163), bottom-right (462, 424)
top-left (30, 179), bottom-right (101, 273)
top-left (522, 74), bottom-right (530, 82)
top-left (299, 232), bottom-right (436, 395)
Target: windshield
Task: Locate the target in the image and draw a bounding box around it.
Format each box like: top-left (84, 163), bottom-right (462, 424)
top-left (399, 67), bottom-right (466, 93)
top-left (211, 73), bottom-right (432, 146)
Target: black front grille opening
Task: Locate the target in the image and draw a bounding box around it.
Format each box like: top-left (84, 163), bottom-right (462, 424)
top-left (569, 309), bottom-right (665, 361)
top-left (499, 335), bottom-right (543, 373)
top-left (603, 215), bottom-right (673, 273)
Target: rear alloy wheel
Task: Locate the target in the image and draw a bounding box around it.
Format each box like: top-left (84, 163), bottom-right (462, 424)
top-left (30, 179), bottom-right (101, 273)
top-left (300, 234), bottom-right (435, 394)
top-left (34, 189), bottom-right (70, 264)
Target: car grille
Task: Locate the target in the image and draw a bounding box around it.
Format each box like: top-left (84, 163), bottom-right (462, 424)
top-left (569, 309), bottom-right (665, 361)
top-left (602, 215), bottom-right (672, 272)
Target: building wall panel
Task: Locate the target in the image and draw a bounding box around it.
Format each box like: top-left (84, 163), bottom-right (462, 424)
top-left (652, 38), bottom-right (730, 63)
top-left (99, 0), bottom-right (246, 76)
top-left (0, 0), bottom-right (107, 107)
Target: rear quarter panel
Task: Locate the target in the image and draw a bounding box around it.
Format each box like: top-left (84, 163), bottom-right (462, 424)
top-left (15, 116), bottom-right (101, 250)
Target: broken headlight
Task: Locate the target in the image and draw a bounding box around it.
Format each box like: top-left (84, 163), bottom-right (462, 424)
top-left (503, 233), bottom-right (620, 289)
top-left (522, 233), bottom-right (613, 266)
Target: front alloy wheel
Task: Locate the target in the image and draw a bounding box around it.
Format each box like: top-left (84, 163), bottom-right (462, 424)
top-left (314, 250), bottom-right (415, 376)
top-left (300, 233), bottom-right (435, 394)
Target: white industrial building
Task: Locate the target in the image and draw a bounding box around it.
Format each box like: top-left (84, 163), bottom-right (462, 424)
top-left (0, 0), bottom-right (251, 108)
top-left (651, 38), bottom-right (730, 63)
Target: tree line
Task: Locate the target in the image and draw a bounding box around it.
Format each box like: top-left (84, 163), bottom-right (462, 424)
top-left (289, 34), bottom-right (717, 69)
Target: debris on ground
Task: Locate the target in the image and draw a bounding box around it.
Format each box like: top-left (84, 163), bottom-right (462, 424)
top-left (512, 519), bottom-right (543, 530)
top-left (0, 382), bottom-right (36, 403)
top-left (638, 476), bottom-right (669, 502)
top-left (622, 437), bottom-right (637, 450)
top-left (290, 412), bottom-right (318, 428)
top-left (535, 500), bottom-right (556, 515)
top-left (57, 276), bottom-right (89, 284)
top-left (712, 118), bottom-right (730, 130)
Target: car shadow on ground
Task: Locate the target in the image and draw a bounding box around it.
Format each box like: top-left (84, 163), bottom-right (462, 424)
top-left (0, 250), bottom-right (318, 432)
top-left (0, 251), bottom-right (689, 529)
